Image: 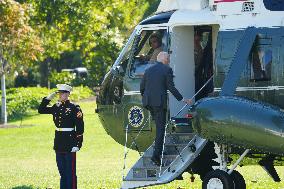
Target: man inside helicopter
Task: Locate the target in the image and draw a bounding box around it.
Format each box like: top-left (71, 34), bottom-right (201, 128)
top-left (140, 33), bottom-right (163, 62)
top-left (131, 30), bottom-right (166, 77)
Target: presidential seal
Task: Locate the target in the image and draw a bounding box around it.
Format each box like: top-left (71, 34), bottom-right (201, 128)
top-left (128, 106), bottom-right (144, 128)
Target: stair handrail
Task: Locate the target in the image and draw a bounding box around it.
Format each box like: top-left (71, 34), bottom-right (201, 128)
top-left (122, 116), bottom-right (150, 179)
top-left (122, 123), bottom-right (129, 180)
top-left (159, 75), bottom-right (214, 177)
top-left (122, 74), bottom-right (214, 180)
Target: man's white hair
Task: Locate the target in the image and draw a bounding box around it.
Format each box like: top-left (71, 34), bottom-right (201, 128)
top-left (157, 51), bottom-right (169, 63)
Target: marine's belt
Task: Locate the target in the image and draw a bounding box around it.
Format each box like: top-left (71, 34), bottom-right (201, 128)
top-left (55, 128), bottom-right (74, 131)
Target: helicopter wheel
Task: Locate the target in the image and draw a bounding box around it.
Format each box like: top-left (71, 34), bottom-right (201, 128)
top-left (231, 170), bottom-right (246, 189)
top-left (202, 169), bottom-right (234, 189)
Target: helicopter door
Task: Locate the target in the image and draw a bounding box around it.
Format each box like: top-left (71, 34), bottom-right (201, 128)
top-left (168, 26), bottom-right (195, 118)
top-left (168, 25), bottom-right (215, 118)
top-left (123, 27), bottom-right (169, 132)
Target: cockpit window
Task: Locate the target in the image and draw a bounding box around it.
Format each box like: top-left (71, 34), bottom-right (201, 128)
top-left (263, 0), bottom-right (284, 11)
top-left (112, 30), bottom-right (136, 74)
top-left (118, 38), bottom-right (135, 70)
top-left (128, 29), bottom-right (167, 78)
top-left (249, 35), bottom-right (272, 82)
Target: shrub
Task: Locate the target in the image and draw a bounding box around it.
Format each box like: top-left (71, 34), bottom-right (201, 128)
top-left (0, 86), bottom-right (94, 120)
top-left (49, 71), bottom-right (88, 88)
top-left (49, 71), bottom-right (76, 88)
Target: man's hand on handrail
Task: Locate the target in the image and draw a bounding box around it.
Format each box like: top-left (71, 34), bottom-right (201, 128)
top-left (182, 98), bottom-right (193, 105)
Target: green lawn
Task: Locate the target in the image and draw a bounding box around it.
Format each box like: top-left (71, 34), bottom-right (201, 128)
top-left (0, 100), bottom-right (284, 189)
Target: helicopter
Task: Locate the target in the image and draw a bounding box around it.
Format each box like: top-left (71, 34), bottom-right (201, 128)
top-left (96, 0), bottom-right (284, 188)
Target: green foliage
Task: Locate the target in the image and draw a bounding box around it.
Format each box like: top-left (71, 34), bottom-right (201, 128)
top-left (0, 86), bottom-right (94, 119)
top-left (49, 71), bottom-right (88, 88)
top-left (23, 0), bottom-right (150, 86)
top-left (49, 71), bottom-right (75, 88)
top-left (82, 1), bottom-right (150, 86)
top-left (143, 0), bottom-right (160, 18)
top-left (0, 0), bottom-right (43, 73)
top-left (1, 0), bottom-right (158, 87)
top-left (5, 87), bottom-right (48, 119)
top-left (70, 85), bottom-right (94, 101)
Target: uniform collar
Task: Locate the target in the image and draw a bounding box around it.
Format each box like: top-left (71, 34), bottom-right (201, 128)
top-left (60, 100), bottom-right (70, 105)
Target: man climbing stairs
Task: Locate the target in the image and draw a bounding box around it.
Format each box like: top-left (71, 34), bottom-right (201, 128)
top-left (121, 127), bottom-right (207, 189)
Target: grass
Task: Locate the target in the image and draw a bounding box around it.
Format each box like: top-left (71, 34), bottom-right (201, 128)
top-left (0, 100), bottom-right (284, 188)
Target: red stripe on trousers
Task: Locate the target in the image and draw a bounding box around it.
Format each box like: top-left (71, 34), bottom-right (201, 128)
top-left (72, 153), bottom-right (76, 189)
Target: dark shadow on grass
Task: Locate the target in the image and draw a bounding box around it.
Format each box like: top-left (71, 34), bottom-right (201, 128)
top-left (0, 112), bottom-right (39, 129)
top-left (8, 112), bottom-right (38, 123)
top-left (12, 186), bottom-right (34, 189)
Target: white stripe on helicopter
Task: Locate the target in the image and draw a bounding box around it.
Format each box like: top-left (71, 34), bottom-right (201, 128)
top-left (214, 86), bottom-right (284, 92)
top-left (124, 86), bottom-right (284, 95)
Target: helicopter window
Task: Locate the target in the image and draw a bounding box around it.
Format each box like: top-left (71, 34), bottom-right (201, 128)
top-left (263, 0), bottom-right (284, 11)
top-left (112, 31), bottom-right (136, 74)
top-left (118, 37), bottom-right (135, 73)
top-left (250, 45), bottom-right (272, 82)
top-left (129, 29), bottom-right (167, 77)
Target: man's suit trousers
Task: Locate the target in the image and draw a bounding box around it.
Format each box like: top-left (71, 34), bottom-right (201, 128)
top-left (151, 107), bottom-right (167, 159)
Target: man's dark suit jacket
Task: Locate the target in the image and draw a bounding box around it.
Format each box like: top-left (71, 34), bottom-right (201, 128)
top-left (140, 62), bottom-right (183, 109)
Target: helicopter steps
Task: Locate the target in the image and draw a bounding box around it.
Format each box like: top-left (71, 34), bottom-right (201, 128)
top-left (121, 132), bottom-right (207, 189)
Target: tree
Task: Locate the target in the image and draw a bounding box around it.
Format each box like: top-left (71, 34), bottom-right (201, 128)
top-left (23, 0), bottom-right (150, 87)
top-left (143, 0), bottom-right (160, 19)
top-left (0, 0), bottom-right (42, 123)
top-left (9, 0), bottom-right (155, 88)
top-left (80, 1), bottom-right (150, 86)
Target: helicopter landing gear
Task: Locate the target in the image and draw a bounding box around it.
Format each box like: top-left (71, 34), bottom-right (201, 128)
top-left (202, 143), bottom-right (249, 189)
top-left (231, 170), bottom-right (246, 189)
top-left (202, 169), bottom-right (234, 189)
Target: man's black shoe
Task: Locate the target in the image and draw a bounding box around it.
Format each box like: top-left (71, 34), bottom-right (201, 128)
top-left (176, 175), bottom-right (183, 180)
top-left (151, 157), bottom-right (161, 166)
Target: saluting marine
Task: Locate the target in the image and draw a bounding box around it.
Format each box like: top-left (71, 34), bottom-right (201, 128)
top-left (38, 84), bottom-right (84, 189)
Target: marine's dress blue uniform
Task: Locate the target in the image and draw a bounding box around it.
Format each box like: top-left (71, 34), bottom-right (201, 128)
top-left (38, 98), bottom-right (84, 189)
top-left (140, 62), bottom-right (183, 160)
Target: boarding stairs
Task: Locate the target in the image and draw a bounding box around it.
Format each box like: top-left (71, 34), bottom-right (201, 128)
top-left (121, 77), bottom-right (213, 189)
top-left (121, 122), bottom-right (207, 189)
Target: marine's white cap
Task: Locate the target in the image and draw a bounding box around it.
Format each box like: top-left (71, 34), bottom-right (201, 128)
top-left (56, 84), bottom-right (72, 93)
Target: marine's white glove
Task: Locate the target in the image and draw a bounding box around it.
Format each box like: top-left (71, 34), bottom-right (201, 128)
top-left (46, 92), bottom-right (57, 100)
top-left (71, 147), bottom-right (79, 152)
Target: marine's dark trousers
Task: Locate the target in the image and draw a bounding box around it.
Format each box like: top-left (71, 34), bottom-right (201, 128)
top-left (56, 152), bottom-right (77, 189)
top-left (151, 106), bottom-right (167, 159)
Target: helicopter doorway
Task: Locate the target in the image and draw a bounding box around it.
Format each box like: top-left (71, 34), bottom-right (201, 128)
top-left (168, 25), bottom-right (217, 118)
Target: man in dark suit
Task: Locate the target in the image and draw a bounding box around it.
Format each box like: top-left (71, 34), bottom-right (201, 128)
top-left (140, 51), bottom-right (191, 165)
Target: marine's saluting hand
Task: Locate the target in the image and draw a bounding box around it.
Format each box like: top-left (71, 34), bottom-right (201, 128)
top-left (46, 92), bottom-right (57, 100)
